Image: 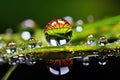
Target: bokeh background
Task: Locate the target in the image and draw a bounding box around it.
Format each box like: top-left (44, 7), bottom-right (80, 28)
top-left (0, 0), bottom-right (120, 33)
top-left (0, 0), bottom-right (120, 80)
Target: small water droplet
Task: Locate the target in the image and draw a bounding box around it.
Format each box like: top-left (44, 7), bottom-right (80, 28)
top-left (17, 43), bottom-right (25, 51)
top-left (44, 18), bottom-right (72, 46)
top-left (87, 34), bottom-right (96, 45)
top-left (6, 41), bottom-right (17, 54)
top-left (63, 16), bottom-right (73, 25)
top-left (36, 39), bottom-right (42, 47)
top-left (98, 56), bottom-right (108, 65)
top-left (5, 28), bottom-right (13, 36)
top-left (28, 38), bottom-right (36, 48)
top-left (46, 58), bottom-right (73, 75)
top-left (76, 19), bottom-right (84, 25)
top-left (19, 19), bottom-right (37, 40)
top-left (75, 26), bottom-right (83, 32)
top-left (98, 36), bottom-right (108, 46)
top-left (87, 15), bottom-right (94, 23)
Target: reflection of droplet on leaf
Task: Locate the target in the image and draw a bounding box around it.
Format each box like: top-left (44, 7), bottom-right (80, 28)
top-left (44, 18), bottom-right (72, 46)
top-left (46, 58), bottom-right (73, 75)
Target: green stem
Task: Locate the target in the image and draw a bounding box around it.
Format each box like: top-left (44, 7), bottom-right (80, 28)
top-left (1, 64), bottom-right (18, 80)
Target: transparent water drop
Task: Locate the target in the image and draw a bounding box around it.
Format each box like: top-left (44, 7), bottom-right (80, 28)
top-left (76, 19), bottom-right (84, 25)
top-left (98, 36), bottom-right (108, 46)
top-left (25, 53), bottom-right (37, 66)
top-left (87, 15), bottom-right (94, 23)
top-left (44, 18), bottom-right (72, 46)
top-left (63, 16), bottom-right (73, 25)
top-left (87, 34), bottom-right (95, 45)
top-left (0, 36), bottom-right (5, 49)
top-left (17, 43), bottom-right (25, 51)
top-left (75, 26), bottom-right (83, 32)
top-left (19, 19), bottom-right (37, 40)
top-left (82, 56), bottom-right (90, 66)
top-left (98, 56), bottom-right (108, 65)
top-left (28, 38), bottom-right (36, 48)
top-left (5, 28), bottom-right (13, 36)
top-left (46, 58), bottom-right (73, 75)
top-left (6, 41), bottom-right (17, 54)
top-left (36, 39), bottom-right (42, 47)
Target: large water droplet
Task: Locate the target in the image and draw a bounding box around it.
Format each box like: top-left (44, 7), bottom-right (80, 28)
top-left (44, 18), bottom-right (72, 46)
top-left (46, 58), bottom-right (73, 75)
top-left (6, 41), bottom-right (17, 54)
top-left (98, 36), bottom-right (108, 46)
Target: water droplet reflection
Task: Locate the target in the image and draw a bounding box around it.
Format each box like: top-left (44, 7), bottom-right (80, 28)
top-left (44, 18), bottom-right (72, 46)
top-left (46, 58), bottom-right (73, 75)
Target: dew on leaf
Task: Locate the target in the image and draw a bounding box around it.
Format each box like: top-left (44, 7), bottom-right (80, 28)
top-left (28, 38), bottom-right (36, 49)
top-left (6, 41), bottom-right (17, 54)
top-left (36, 39), bottom-right (42, 47)
top-left (8, 56), bottom-right (19, 65)
top-left (98, 36), bottom-right (108, 46)
top-left (63, 16), bottom-right (73, 25)
top-left (86, 34), bottom-right (96, 45)
top-left (44, 18), bottom-right (72, 46)
top-left (19, 19), bottom-right (37, 40)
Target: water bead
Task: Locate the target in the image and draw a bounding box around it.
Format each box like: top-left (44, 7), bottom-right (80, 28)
top-left (28, 38), bottom-right (36, 48)
top-left (46, 58), bottom-right (73, 75)
top-left (44, 18), bottom-right (72, 46)
top-left (87, 34), bottom-right (96, 45)
top-left (63, 16), bottom-right (74, 25)
top-left (36, 39), bottom-right (42, 47)
top-left (6, 41), bottom-right (17, 54)
top-left (98, 36), bottom-right (108, 46)
top-left (20, 19), bottom-right (37, 40)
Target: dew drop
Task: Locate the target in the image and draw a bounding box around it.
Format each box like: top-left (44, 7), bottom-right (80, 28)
top-left (28, 38), bottom-right (36, 48)
top-left (63, 16), bottom-right (73, 25)
top-left (98, 36), bottom-right (108, 46)
top-left (6, 41), bottom-right (17, 54)
top-left (44, 18), bottom-right (72, 46)
top-left (36, 39), bottom-right (42, 47)
top-left (87, 34), bottom-right (95, 45)
top-left (46, 58), bottom-right (73, 75)
top-left (19, 19), bottom-right (37, 40)
top-left (76, 19), bottom-right (84, 25)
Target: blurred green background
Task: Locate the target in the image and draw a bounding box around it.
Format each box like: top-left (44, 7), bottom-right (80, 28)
top-left (0, 0), bottom-right (120, 33)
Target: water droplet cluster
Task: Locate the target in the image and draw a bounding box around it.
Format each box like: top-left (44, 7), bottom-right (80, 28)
top-left (0, 16), bottom-right (120, 76)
